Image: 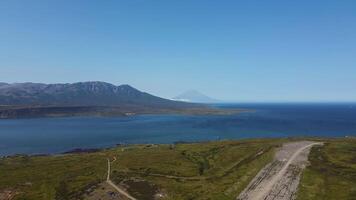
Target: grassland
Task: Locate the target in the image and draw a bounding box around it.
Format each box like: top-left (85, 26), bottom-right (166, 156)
top-left (1, 138), bottom-right (355, 200)
top-left (297, 138), bottom-right (356, 200)
top-left (0, 139), bottom-right (284, 200)
top-left (109, 139), bottom-right (281, 200)
top-left (0, 152), bottom-right (108, 199)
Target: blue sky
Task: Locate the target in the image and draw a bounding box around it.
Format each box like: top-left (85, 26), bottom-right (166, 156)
top-left (0, 0), bottom-right (355, 102)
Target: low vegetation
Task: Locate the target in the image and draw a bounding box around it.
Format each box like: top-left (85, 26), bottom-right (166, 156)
top-left (0, 139), bottom-right (283, 200)
top-left (297, 138), bottom-right (356, 200)
top-left (109, 139), bottom-right (281, 200)
top-left (0, 153), bottom-right (107, 199)
top-left (1, 138), bottom-right (355, 200)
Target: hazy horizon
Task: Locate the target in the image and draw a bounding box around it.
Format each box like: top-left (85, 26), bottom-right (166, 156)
top-left (1, 0), bottom-right (356, 102)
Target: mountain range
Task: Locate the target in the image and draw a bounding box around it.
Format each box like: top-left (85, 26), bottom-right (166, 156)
top-left (0, 81), bottom-right (191, 107)
top-left (0, 82), bottom-right (229, 118)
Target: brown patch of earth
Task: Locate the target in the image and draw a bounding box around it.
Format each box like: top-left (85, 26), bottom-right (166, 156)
top-left (121, 179), bottom-right (161, 200)
top-left (84, 179), bottom-right (164, 200)
top-left (83, 182), bottom-right (130, 200)
top-left (0, 190), bottom-right (18, 200)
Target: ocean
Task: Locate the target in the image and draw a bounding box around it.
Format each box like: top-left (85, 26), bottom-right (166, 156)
top-left (1, 103), bottom-right (356, 156)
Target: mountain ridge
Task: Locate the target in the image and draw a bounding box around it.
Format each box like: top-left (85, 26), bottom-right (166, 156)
top-left (0, 81), bottom-right (193, 108)
top-left (0, 81), bottom-right (238, 118)
top-left (0, 81), bottom-right (221, 119)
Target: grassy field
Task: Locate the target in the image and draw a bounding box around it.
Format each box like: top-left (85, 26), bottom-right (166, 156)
top-left (109, 139), bottom-right (281, 200)
top-left (297, 138), bottom-right (356, 200)
top-left (0, 152), bottom-right (108, 199)
top-left (2, 138), bottom-right (356, 200)
top-left (0, 139), bottom-right (283, 200)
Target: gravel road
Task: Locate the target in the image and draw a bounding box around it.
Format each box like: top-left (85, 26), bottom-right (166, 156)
top-left (237, 141), bottom-right (322, 200)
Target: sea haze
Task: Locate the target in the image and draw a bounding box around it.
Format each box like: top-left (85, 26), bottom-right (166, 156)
top-left (1, 103), bottom-right (356, 156)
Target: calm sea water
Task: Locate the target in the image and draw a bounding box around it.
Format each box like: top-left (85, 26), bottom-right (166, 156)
top-left (1, 103), bottom-right (356, 156)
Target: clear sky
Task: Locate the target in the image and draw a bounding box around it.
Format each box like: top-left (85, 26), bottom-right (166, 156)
top-left (1, 0), bottom-right (355, 102)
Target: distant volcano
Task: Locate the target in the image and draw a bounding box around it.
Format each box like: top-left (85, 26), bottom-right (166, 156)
top-left (173, 90), bottom-right (219, 103)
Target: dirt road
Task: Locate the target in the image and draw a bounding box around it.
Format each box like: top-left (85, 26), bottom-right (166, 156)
top-left (106, 158), bottom-right (137, 200)
top-left (237, 141), bottom-right (322, 200)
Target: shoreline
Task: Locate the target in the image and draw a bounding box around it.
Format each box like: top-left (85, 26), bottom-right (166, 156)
top-left (0, 105), bottom-right (246, 119)
top-left (1, 136), bottom-right (351, 158)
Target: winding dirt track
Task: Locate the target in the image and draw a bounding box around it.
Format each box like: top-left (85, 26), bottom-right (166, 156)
top-left (237, 141), bottom-right (322, 200)
top-left (106, 158), bottom-right (137, 200)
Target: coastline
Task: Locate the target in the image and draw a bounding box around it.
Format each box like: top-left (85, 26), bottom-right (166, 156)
top-left (0, 105), bottom-right (246, 119)
top-left (1, 136), bottom-right (347, 158)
